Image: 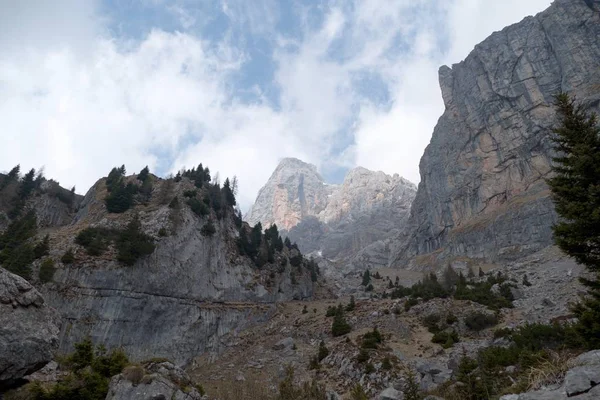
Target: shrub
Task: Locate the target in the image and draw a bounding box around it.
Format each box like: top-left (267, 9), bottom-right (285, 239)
top-left (75, 227), bottom-right (116, 256)
top-left (404, 298), bottom-right (418, 311)
top-left (423, 314), bottom-right (441, 333)
top-left (356, 349), bottom-right (369, 363)
top-left (446, 313), bottom-right (458, 325)
top-left (61, 248), bottom-right (75, 264)
top-left (331, 312), bottom-right (351, 337)
top-left (361, 328), bottom-right (383, 349)
top-left (158, 227), bottom-right (168, 237)
top-left (201, 221), bottom-right (216, 237)
top-left (317, 341), bottom-right (329, 362)
top-left (432, 330), bottom-right (459, 349)
top-left (364, 363), bottom-right (375, 374)
top-left (382, 357), bottom-right (392, 370)
top-left (402, 368), bottom-right (423, 400)
top-left (122, 365), bottom-right (145, 385)
top-left (38, 258), bottom-right (56, 283)
top-left (188, 198), bottom-right (209, 217)
top-left (116, 215), bottom-right (155, 266)
top-left (350, 384), bottom-right (368, 400)
top-left (345, 295), bottom-right (356, 312)
top-left (302, 305), bottom-right (308, 314)
top-left (464, 312), bottom-right (499, 331)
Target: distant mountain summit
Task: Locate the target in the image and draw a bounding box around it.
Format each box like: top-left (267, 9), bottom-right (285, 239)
top-left (246, 158), bottom-right (416, 264)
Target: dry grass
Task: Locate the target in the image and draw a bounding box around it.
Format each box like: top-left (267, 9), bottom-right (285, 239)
top-left (206, 377), bottom-right (276, 400)
top-left (526, 350), bottom-right (577, 391)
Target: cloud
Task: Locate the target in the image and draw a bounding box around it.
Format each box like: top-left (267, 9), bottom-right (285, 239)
top-left (0, 0), bottom-right (553, 211)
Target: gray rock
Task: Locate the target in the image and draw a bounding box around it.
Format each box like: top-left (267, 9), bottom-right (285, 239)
top-left (392, 0), bottom-right (600, 267)
top-left (43, 177), bottom-right (314, 365)
top-left (379, 387), bottom-right (404, 400)
top-left (246, 158), bottom-right (416, 268)
top-left (574, 350), bottom-right (600, 366)
top-left (273, 337), bottom-right (295, 351)
top-left (0, 268), bottom-right (59, 390)
top-left (105, 362), bottom-right (202, 400)
top-left (564, 365), bottom-right (600, 396)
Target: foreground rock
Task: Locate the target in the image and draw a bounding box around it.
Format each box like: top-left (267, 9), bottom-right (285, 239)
top-left (0, 268), bottom-right (59, 390)
top-left (500, 350), bottom-right (600, 400)
top-left (106, 361), bottom-right (203, 400)
top-left (393, 0), bottom-right (600, 267)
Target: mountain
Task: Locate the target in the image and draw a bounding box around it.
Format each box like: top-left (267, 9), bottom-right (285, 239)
top-left (392, 0), bottom-right (600, 268)
top-left (0, 167), bottom-right (317, 365)
top-left (246, 159), bottom-right (417, 265)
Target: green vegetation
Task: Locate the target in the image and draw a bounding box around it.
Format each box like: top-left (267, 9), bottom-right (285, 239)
top-left (277, 366), bottom-right (326, 400)
top-left (390, 270), bottom-right (514, 311)
top-left (361, 269), bottom-right (371, 286)
top-left (350, 384), bottom-right (368, 400)
top-left (75, 215), bottom-right (155, 266)
top-left (116, 215), bottom-right (155, 266)
top-left (361, 328), bottom-right (383, 349)
top-left (38, 258), bottom-right (56, 283)
top-left (200, 221), bottom-right (216, 237)
top-left (0, 211), bottom-right (46, 279)
top-left (464, 312), bottom-right (499, 332)
top-left (438, 322), bottom-right (584, 399)
top-left (422, 313), bottom-right (460, 348)
top-left (30, 338), bottom-right (129, 400)
top-left (105, 165), bottom-right (137, 213)
top-left (547, 93), bottom-right (600, 349)
top-left (345, 295), bottom-right (356, 311)
top-left (61, 248), bottom-right (75, 264)
top-left (331, 310), bottom-right (352, 337)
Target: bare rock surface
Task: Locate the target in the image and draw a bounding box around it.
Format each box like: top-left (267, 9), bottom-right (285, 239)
top-left (0, 268), bottom-right (59, 390)
top-left (393, 0), bottom-right (600, 268)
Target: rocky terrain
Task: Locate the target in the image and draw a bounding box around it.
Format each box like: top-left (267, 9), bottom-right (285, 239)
top-left (0, 269), bottom-right (59, 391)
top-left (247, 159), bottom-right (416, 268)
top-left (392, 0), bottom-right (600, 268)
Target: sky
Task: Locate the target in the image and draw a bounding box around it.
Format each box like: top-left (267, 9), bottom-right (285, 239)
top-left (0, 0), bottom-right (553, 211)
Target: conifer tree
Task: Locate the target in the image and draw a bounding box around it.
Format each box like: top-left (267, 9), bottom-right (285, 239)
top-left (547, 93), bottom-right (600, 348)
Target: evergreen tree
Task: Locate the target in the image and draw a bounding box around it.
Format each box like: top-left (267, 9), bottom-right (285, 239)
top-left (19, 168), bottom-right (36, 200)
top-left (34, 234), bottom-right (50, 259)
top-left (222, 178), bottom-right (236, 206)
top-left (116, 214), bottom-right (155, 266)
top-left (361, 269), bottom-right (371, 286)
top-left (137, 166), bottom-right (150, 182)
top-left (7, 164), bottom-right (20, 180)
top-left (547, 93), bottom-right (600, 348)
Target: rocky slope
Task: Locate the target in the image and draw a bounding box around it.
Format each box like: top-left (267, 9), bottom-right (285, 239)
top-left (247, 159), bottom-right (416, 266)
top-left (392, 0), bottom-right (600, 268)
top-left (0, 268), bottom-right (59, 391)
top-left (0, 169), bottom-right (317, 367)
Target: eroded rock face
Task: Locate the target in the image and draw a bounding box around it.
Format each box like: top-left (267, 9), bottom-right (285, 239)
top-left (247, 159), bottom-right (416, 264)
top-left (393, 0), bottom-right (600, 267)
top-left (245, 158), bottom-right (331, 231)
top-left (44, 177), bottom-right (314, 366)
top-left (0, 268), bottom-right (59, 390)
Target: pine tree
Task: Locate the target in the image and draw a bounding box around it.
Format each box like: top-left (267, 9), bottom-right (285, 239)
top-left (547, 93), bottom-right (600, 348)
top-left (361, 269), bottom-right (371, 286)
top-left (137, 166), bottom-right (150, 182)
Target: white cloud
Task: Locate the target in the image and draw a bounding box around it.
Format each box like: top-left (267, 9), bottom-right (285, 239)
top-left (0, 0), bottom-right (553, 211)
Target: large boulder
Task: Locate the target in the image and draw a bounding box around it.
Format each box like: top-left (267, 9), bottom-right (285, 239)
top-left (0, 268), bottom-right (59, 390)
top-left (106, 361), bottom-right (203, 400)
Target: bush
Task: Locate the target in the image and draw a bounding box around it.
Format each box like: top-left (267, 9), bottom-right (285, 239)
top-left (405, 298), bottom-right (418, 311)
top-left (382, 357), bottom-right (392, 370)
top-left (317, 341), bottom-right (329, 362)
top-left (331, 313), bottom-right (351, 337)
top-left (201, 221), bottom-right (216, 237)
top-left (464, 312), bottom-right (499, 331)
top-left (364, 363), bottom-right (375, 374)
top-left (61, 248), bottom-right (75, 264)
top-left (188, 198), bottom-right (209, 217)
top-left (39, 258), bottom-right (56, 283)
top-left (350, 384), bottom-right (368, 400)
top-left (116, 215), bottom-right (155, 266)
top-left (75, 227), bottom-right (116, 256)
top-left (361, 328), bottom-right (383, 349)
top-left (345, 295), bottom-right (356, 311)
top-left (423, 314), bottom-right (441, 333)
top-left (32, 338), bottom-right (129, 400)
top-left (432, 330), bottom-right (459, 348)
top-left (356, 348), bottom-right (369, 363)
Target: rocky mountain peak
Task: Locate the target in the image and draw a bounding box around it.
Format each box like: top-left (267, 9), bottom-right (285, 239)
top-left (245, 158), bottom-right (330, 231)
top-left (247, 160), bottom-right (417, 265)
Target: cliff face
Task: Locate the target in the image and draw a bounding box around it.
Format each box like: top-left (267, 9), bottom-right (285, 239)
top-left (245, 158), bottom-right (331, 231)
top-left (393, 0), bottom-right (600, 267)
top-left (247, 159), bottom-right (416, 265)
top-left (0, 171), bottom-right (316, 366)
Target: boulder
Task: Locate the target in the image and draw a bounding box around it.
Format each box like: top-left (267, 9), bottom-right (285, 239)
top-left (105, 361), bottom-right (203, 400)
top-left (0, 268), bottom-right (59, 390)
top-left (273, 337), bottom-right (295, 351)
top-left (379, 387), bottom-right (403, 400)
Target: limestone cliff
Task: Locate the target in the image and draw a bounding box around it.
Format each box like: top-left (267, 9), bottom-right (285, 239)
top-left (247, 159), bottom-right (416, 265)
top-left (393, 0), bottom-right (600, 267)
top-left (0, 169), bottom-right (315, 366)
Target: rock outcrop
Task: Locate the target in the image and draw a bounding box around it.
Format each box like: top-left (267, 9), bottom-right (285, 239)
top-left (393, 0), bottom-right (600, 267)
top-left (0, 268), bottom-right (59, 390)
top-left (247, 159), bottom-right (416, 265)
top-left (41, 176), bottom-right (314, 366)
top-left (500, 350), bottom-right (600, 400)
top-left (106, 361), bottom-right (203, 400)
